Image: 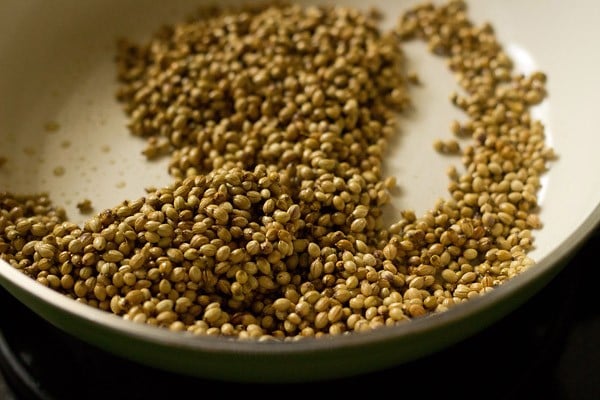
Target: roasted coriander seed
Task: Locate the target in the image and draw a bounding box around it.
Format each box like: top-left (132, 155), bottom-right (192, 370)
top-left (0, 0), bottom-right (555, 341)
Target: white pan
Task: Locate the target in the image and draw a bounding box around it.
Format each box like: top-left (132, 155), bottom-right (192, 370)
top-left (1, 0), bottom-right (599, 383)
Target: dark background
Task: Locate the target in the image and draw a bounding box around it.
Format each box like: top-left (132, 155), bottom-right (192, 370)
top-left (0, 228), bottom-right (598, 400)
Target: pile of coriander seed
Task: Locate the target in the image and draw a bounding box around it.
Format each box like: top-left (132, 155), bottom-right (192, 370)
top-left (0, 0), bottom-right (555, 341)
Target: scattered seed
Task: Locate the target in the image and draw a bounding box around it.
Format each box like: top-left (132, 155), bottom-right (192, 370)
top-left (76, 198), bottom-right (94, 214)
top-left (53, 166), bottom-right (66, 177)
top-left (44, 121), bottom-right (60, 132)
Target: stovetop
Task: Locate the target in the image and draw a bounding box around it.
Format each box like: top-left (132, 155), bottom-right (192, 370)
top-left (0, 229), bottom-right (599, 400)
